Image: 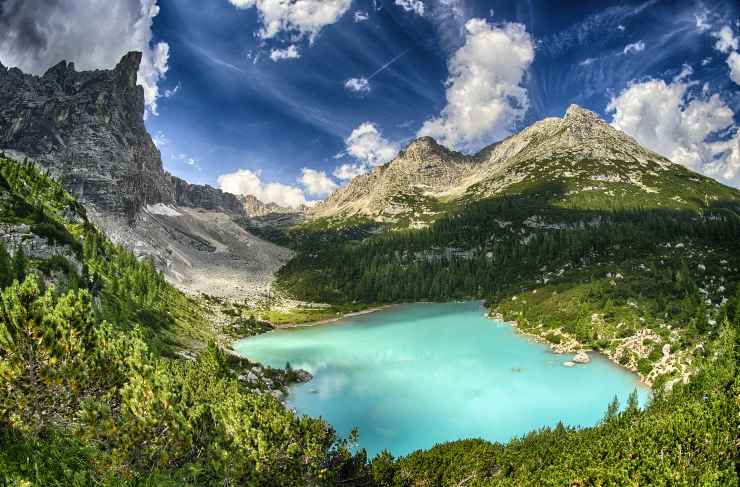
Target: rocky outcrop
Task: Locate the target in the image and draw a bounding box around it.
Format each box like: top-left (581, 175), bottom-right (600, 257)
top-left (0, 52), bottom-right (294, 299)
top-left (312, 104), bottom-right (692, 221)
top-left (0, 53), bottom-right (174, 216)
top-left (241, 194), bottom-right (301, 217)
top-left (171, 176), bottom-right (244, 214)
top-left (573, 351), bottom-right (590, 364)
top-left (0, 51), bottom-right (249, 220)
top-left (312, 136), bottom-right (479, 218)
top-left (0, 223), bottom-right (83, 275)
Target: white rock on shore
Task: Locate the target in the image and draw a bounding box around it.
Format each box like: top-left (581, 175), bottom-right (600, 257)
top-left (563, 361), bottom-right (576, 367)
top-left (573, 351), bottom-right (590, 364)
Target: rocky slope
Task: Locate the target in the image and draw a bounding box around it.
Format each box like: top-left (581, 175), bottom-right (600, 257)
top-left (313, 105), bottom-right (737, 224)
top-left (0, 52), bottom-right (290, 298)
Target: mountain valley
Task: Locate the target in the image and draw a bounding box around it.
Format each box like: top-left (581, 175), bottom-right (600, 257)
top-left (0, 52), bottom-right (739, 486)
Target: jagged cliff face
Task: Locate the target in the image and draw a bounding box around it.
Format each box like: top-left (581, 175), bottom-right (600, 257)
top-left (0, 52), bottom-right (243, 218)
top-left (0, 52), bottom-right (173, 215)
top-left (0, 52), bottom-right (291, 299)
top-left (313, 105), bottom-right (730, 223)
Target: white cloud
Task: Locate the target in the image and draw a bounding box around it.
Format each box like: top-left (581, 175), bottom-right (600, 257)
top-left (270, 44), bottom-right (301, 62)
top-left (713, 26), bottom-right (738, 53)
top-left (173, 153), bottom-right (202, 172)
top-left (152, 131), bottom-right (170, 148)
top-left (622, 40), bottom-right (645, 54)
top-left (333, 163), bottom-right (368, 180)
top-left (695, 12), bottom-right (710, 32)
top-left (344, 77), bottom-right (370, 94)
top-left (607, 77), bottom-right (740, 185)
top-left (354, 11), bottom-right (369, 23)
top-left (0, 0), bottom-right (170, 116)
top-left (711, 26), bottom-right (740, 86)
top-left (396, 0), bottom-right (425, 16)
top-left (345, 123), bottom-right (398, 166)
top-left (706, 133), bottom-right (740, 182)
top-left (418, 18), bottom-right (535, 153)
top-left (218, 169), bottom-right (312, 208)
top-left (164, 82), bottom-right (181, 98)
top-left (331, 123), bottom-right (399, 182)
top-left (300, 168), bottom-right (338, 196)
top-left (728, 51), bottom-right (740, 85)
top-left (228, 0), bottom-right (352, 42)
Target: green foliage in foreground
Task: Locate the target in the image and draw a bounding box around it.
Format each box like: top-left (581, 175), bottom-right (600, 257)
top-left (1, 156), bottom-right (739, 485)
top-left (0, 157), bottom-right (365, 485)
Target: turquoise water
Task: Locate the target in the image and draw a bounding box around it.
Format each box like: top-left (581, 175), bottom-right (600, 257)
top-left (234, 302), bottom-right (650, 457)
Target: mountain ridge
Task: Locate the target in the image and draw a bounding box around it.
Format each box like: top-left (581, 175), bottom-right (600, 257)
top-left (0, 52), bottom-right (292, 298)
top-left (312, 104), bottom-right (734, 224)
top-left (0, 51), bottom-right (247, 218)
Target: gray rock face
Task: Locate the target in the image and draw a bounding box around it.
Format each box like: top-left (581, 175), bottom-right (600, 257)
top-left (0, 51), bottom-right (245, 219)
top-left (312, 104), bottom-right (686, 221)
top-left (0, 52), bottom-right (294, 299)
top-left (313, 136), bottom-right (478, 218)
top-left (0, 52), bottom-right (173, 216)
top-left (172, 176), bottom-right (244, 214)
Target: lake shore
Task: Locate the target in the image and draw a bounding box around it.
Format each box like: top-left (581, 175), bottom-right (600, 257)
top-left (249, 301), bottom-right (656, 388)
top-left (488, 312), bottom-right (655, 388)
top-left (274, 304), bottom-right (397, 329)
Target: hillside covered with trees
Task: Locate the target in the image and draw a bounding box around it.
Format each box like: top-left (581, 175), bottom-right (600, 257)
top-left (1, 154), bottom-right (739, 486)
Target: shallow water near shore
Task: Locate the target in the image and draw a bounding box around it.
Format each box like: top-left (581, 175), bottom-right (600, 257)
top-left (234, 302), bottom-right (650, 457)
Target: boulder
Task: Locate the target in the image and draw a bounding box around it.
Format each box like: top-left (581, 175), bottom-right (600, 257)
top-left (573, 351), bottom-right (590, 364)
top-left (293, 369), bottom-right (313, 383)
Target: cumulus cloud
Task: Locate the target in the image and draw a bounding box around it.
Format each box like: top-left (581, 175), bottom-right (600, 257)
top-left (607, 77), bottom-right (740, 185)
top-left (0, 0), bottom-right (170, 116)
top-left (218, 169), bottom-right (311, 208)
top-left (418, 18), bottom-right (534, 153)
top-left (333, 163), bottom-right (367, 180)
top-left (344, 77), bottom-right (370, 94)
top-left (270, 44), bottom-right (301, 61)
top-left (396, 0), bottom-right (425, 16)
top-left (622, 40), bottom-right (645, 54)
top-left (300, 168), bottom-right (338, 196)
top-left (228, 0), bottom-right (352, 42)
top-left (728, 51), bottom-right (740, 85)
top-left (711, 26), bottom-right (740, 86)
top-left (713, 25), bottom-right (738, 53)
top-left (331, 123), bottom-right (398, 182)
top-left (345, 123), bottom-right (398, 166)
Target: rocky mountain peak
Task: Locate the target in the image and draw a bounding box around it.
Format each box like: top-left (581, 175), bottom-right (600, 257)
top-left (0, 51), bottom-right (245, 219)
top-left (560, 104), bottom-right (611, 138)
top-left (315, 104), bottom-right (690, 222)
top-left (402, 136), bottom-right (442, 154)
top-left (114, 51), bottom-right (143, 89)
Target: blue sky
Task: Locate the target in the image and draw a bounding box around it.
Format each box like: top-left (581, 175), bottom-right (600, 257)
top-left (2, 0), bottom-right (739, 206)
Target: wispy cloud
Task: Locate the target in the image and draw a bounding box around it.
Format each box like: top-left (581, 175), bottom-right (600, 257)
top-left (343, 48), bottom-right (412, 94)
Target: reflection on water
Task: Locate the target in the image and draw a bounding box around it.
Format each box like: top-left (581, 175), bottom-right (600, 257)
top-left (235, 302), bottom-right (650, 457)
